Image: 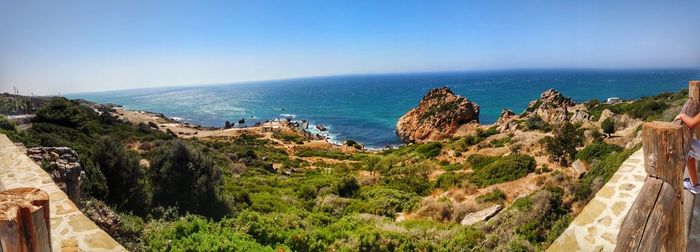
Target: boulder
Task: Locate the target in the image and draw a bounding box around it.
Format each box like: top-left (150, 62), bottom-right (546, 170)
top-left (496, 109), bottom-right (518, 133)
top-left (27, 147), bottom-right (85, 205)
top-left (396, 87), bottom-right (480, 142)
top-left (570, 109), bottom-right (592, 123)
top-left (461, 204), bottom-right (503, 226)
top-left (571, 159), bottom-right (589, 179)
top-left (524, 89), bottom-right (576, 124)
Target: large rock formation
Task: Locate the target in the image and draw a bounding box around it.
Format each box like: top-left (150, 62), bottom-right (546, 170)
top-left (524, 89), bottom-right (587, 124)
top-left (396, 87), bottom-right (480, 142)
top-left (26, 147), bottom-right (85, 205)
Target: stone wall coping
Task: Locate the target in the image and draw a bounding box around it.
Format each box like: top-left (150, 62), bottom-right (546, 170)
top-left (547, 149), bottom-right (646, 251)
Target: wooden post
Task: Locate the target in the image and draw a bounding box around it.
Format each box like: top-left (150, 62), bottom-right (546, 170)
top-left (0, 187), bottom-right (51, 252)
top-left (616, 122), bottom-right (690, 252)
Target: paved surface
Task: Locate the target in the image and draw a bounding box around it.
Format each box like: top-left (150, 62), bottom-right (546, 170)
top-left (548, 149), bottom-right (646, 251)
top-left (0, 134), bottom-right (126, 252)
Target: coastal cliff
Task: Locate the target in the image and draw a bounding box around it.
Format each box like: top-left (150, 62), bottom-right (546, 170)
top-left (396, 87), bottom-right (480, 142)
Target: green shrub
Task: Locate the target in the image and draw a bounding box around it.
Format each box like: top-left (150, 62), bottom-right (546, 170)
top-left (601, 117), bottom-right (615, 137)
top-left (275, 132), bottom-right (305, 143)
top-left (93, 138), bottom-right (148, 214)
top-left (466, 154), bottom-right (536, 187)
top-left (414, 142), bottom-right (443, 159)
top-left (433, 171), bottom-right (470, 190)
top-left (0, 115), bottom-right (15, 130)
top-left (525, 115), bottom-right (551, 132)
top-left (333, 176), bottom-right (360, 197)
top-left (476, 189), bottom-right (506, 203)
top-left (383, 163), bottom-right (432, 195)
top-left (142, 215), bottom-right (275, 251)
top-left (441, 227), bottom-right (484, 250)
top-left (489, 136), bottom-right (512, 148)
top-left (576, 142), bottom-right (623, 163)
top-left (149, 140), bottom-right (228, 217)
top-left (347, 186), bottom-right (420, 217)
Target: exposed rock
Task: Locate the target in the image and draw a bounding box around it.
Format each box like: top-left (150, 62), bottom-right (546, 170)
top-left (570, 109), bottom-right (592, 123)
top-left (572, 159), bottom-right (589, 179)
top-left (496, 109), bottom-right (518, 133)
top-left (598, 109), bottom-right (615, 123)
top-left (626, 130), bottom-right (643, 149)
top-left (460, 204), bottom-right (503, 226)
top-left (524, 89), bottom-right (576, 124)
top-left (27, 147), bottom-right (85, 205)
top-left (80, 199), bottom-right (120, 236)
top-left (396, 87), bottom-right (480, 142)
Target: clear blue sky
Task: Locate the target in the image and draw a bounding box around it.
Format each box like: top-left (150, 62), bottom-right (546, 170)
top-left (1, 0), bottom-right (699, 95)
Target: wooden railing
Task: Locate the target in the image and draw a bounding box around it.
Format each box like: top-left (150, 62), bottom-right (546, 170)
top-left (616, 81), bottom-right (700, 252)
top-left (0, 187), bottom-right (51, 252)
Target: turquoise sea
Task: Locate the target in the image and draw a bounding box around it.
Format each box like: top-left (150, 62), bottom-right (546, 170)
top-left (68, 69), bottom-right (700, 148)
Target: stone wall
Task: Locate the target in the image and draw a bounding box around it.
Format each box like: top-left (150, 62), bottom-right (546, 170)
top-left (547, 149), bottom-right (646, 251)
top-left (26, 147), bottom-right (84, 205)
top-left (0, 134), bottom-right (126, 252)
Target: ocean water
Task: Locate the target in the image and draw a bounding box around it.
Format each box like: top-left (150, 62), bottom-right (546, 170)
top-left (68, 69), bottom-right (700, 148)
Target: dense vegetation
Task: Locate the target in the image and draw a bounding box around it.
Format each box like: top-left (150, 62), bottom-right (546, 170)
top-left (0, 88), bottom-right (685, 251)
top-left (585, 89), bottom-right (688, 121)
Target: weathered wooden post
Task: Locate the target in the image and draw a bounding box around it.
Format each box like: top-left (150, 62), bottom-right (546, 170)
top-left (0, 187), bottom-right (51, 252)
top-left (615, 122), bottom-right (690, 251)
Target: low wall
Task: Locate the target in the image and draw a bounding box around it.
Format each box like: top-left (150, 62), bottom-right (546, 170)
top-left (0, 134), bottom-right (126, 252)
top-left (547, 149), bottom-right (646, 251)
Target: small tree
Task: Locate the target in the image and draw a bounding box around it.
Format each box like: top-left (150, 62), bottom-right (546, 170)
top-left (601, 118), bottom-right (615, 137)
top-left (541, 122), bottom-right (584, 166)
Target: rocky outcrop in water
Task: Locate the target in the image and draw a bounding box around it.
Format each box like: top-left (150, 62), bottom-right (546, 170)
top-left (396, 87), bottom-right (480, 142)
top-left (27, 147), bottom-right (85, 205)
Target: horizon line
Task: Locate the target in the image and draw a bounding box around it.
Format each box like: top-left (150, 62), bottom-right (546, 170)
top-left (29, 66), bottom-right (700, 96)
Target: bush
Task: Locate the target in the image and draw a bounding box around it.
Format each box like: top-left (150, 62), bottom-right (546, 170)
top-left (142, 215), bottom-right (275, 251)
top-left (275, 132), bottom-right (304, 143)
top-left (333, 176), bottom-right (360, 197)
top-left (383, 163), bottom-right (432, 195)
top-left (347, 186), bottom-right (420, 217)
top-left (466, 154), bottom-right (536, 187)
top-left (525, 115), bottom-right (551, 132)
top-left (149, 140), bottom-right (227, 217)
top-left (601, 117), bottom-right (615, 137)
top-left (433, 171), bottom-right (470, 190)
top-left (0, 115), bottom-right (15, 130)
top-left (576, 142), bottom-right (623, 163)
top-left (414, 142), bottom-right (443, 159)
top-left (624, 99), bottom-right (668, 120)
top-left (93, 138), bottom-right (148, 214)
top-left (476, 189), bottom-right (506, 203)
